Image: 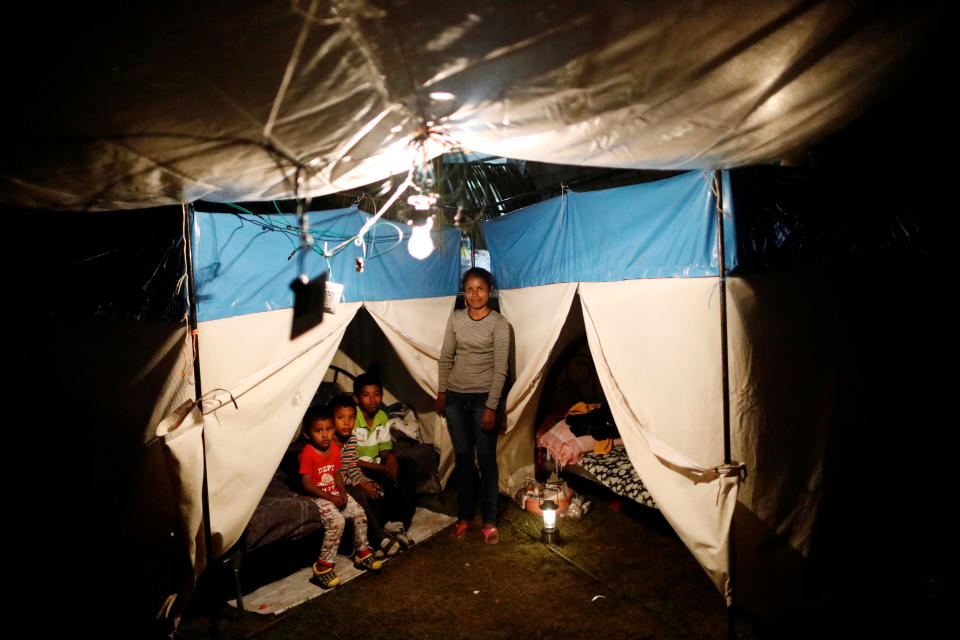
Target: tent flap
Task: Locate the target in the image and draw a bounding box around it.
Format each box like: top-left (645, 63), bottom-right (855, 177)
top-left (198, 303), bottom-right (360, 558)
top-left (500, 283), bottom-right (579, 429)
top-left (579, 281), bottom-right (740, 596)
top-left (156, 400), bottom-right (207, 579)
top-left (364, 297), bottom-right (457, 484)
top-left (495, 282), bottom-right (579, 496)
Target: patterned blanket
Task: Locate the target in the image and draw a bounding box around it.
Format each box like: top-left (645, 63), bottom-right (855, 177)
top-left (576, 445), bottom-right (657, 509)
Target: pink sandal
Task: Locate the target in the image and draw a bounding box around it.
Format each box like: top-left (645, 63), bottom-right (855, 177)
top-left (482, 526), bottom-right (499, 544)
top-left (450, 521), bottom-right (470, 539)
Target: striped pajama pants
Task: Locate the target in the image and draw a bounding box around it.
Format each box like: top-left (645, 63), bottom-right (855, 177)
top-left (311, 494), bottom-right (370, 565)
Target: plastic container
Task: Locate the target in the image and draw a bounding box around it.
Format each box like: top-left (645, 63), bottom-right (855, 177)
top-left (524, 483), bottom-right (574, 516)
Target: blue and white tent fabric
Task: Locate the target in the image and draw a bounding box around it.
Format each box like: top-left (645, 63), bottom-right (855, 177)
top-left (161, 205), bottom-right (463, 589)
top-left (484, 171), bottom-right (736, 289)
top-left (158, 170), bottom-right (839, 615)
top-left (482, 171), bottom-right (741, 598)
top-left (191, 206), bottom-right (461, 319)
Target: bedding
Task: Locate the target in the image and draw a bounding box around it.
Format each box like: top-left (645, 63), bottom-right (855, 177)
top-left (576, 446), bottom-right (657, 509)
top-left (538, 419), bottom-right (596, 467)
top-left (536, 413), bottom-right (656, 509)
top-left (535, 338), bottom-right (656, 509)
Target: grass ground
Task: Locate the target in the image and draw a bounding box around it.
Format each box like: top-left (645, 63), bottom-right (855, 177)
top-left (176, 471), bottom-right (952, 640)
top-left (177, 476), bottom-right (740, 640)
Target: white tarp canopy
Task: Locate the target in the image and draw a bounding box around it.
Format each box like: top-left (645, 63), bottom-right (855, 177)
top-left (3, 1), bottom-right (946, 210)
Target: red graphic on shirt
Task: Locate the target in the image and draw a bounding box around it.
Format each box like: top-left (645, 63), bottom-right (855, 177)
top-left (298, 444), bottom-right (341, 496)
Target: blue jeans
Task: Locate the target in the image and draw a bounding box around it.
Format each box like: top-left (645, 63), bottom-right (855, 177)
top-left (445, 391), bottom-right (499, 524)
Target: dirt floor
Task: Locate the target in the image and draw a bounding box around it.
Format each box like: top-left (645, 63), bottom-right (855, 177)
top-left (178, 476), bottom-right (745, 640)
top-left (176, 471), bottom-right (950, 640)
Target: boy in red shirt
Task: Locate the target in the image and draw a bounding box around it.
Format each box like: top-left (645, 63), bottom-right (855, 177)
top-left (298, 406), bottom-right (382, 588)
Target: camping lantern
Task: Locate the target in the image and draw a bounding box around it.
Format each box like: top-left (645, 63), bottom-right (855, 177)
top-left (540, 497), bottom-right (560, 544)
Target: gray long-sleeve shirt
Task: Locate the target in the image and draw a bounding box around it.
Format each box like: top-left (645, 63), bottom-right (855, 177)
top-left (438, 309), bottom-right (511, 410)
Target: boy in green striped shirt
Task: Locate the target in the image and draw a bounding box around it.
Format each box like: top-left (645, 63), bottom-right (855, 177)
top-left (352, 373), bottom-right (419, 538)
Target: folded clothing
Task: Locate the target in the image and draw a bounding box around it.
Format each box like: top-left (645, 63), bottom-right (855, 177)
top-left (593, 438), bottom-right (613, 455)
top-left (566, 404), bottom-right (619, 440)
top-left (566, 401), bottom-right (601, 416)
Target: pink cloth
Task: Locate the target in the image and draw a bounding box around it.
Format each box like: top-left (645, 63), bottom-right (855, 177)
top-left (538, 419), bottom-right (591, 467)
top-left (538, 419), bottom-right (623, 467)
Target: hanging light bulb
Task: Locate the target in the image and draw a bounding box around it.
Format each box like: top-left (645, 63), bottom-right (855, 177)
top-left (407, 215), bottom-right (435, 260)
top-left (407, 192), bottom-right (437, 211)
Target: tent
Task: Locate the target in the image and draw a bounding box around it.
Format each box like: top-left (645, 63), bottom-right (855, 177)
top-left (14, 167), bottom-right (942, 636)
top-left (145, 163), bottom-right (941, 628)
top-left (153, 170), bottom-right (741, 608)
top-left (148, 166), bottom-right (862, 620)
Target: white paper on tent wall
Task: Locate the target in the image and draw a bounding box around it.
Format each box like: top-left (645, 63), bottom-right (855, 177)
top-left (324, 280), bottom-right (344, 313)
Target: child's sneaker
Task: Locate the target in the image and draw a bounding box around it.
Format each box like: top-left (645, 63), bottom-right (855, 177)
top-left (386, 522), bottom-right (415, 549)
top-left (354, 549), bottom-right (383, 571)
top-left (394, 530), bottom-right (414, 549)
top-left (380, 536), bottom-right (401, 557)
top-left (312, 562), bottom-right (340, 588)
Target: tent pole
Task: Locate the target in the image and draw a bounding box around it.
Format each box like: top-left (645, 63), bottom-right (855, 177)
top-left (715, 171), bottom-right (731, 466)
top-left (184, 203), bottom-right (218, 623)
top-left (183, 210), bottom-right (204, 398)
top-left (714, 172), bottom-right (737, 640)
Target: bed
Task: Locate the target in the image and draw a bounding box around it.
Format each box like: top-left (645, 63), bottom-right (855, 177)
top-left (535, 338), bottom-right (657, 509)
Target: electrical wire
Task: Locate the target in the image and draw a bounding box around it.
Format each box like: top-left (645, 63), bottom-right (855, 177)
top-left (221, 208), bottom-right (407, 267)
top-left (321, 169), bottom-right (413, 258)
top-left (365, 219), bottom-right (405, 260)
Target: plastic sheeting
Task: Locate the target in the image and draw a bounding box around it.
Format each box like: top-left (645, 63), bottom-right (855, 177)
top-left (4, 2), bottom-right (945, 210)
top-left (484, 172), bottom-right (736, 289)
top-left (25, 207), bottom-right (187, 322)
top-left (192, 207), bottom-right (460, 320)
top-left (728, 166), bottom-right (928, 273)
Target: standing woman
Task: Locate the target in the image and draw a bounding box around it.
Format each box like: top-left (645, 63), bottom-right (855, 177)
top-left (437, 267), bottom-right (511, 543)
